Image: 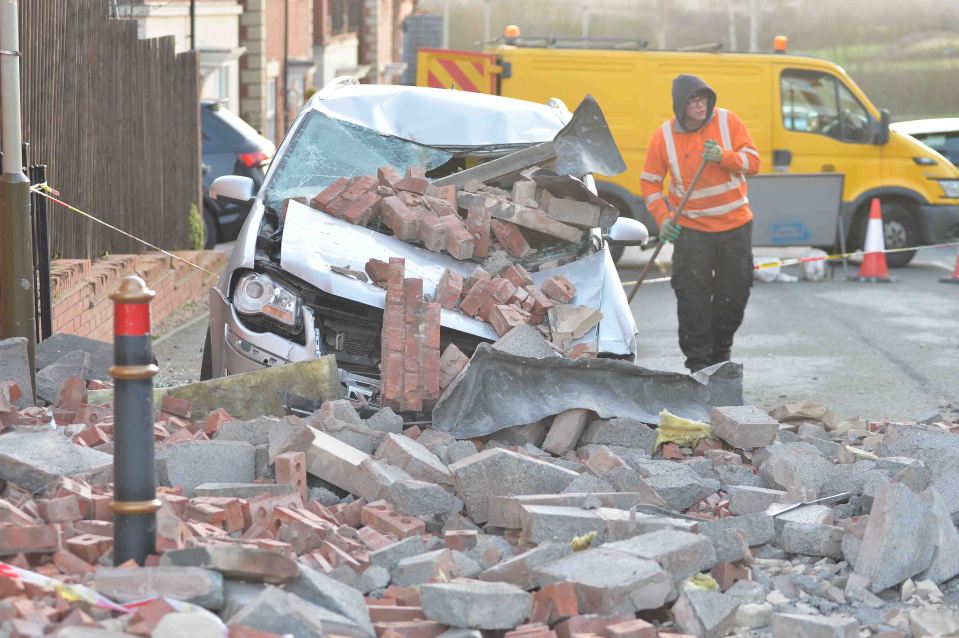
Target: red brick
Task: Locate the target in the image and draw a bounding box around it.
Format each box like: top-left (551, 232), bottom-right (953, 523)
top-left (553, 615), bottom-right (634, 638)
top-left (341, 175), bottom-right (379, 200)
top-left (460, 278), bottom-right (495, 317)
top-left (52, 548), bottom-right (94, 576)
top-left (434, 270), bottom-right (463, 310)
top-left (527, 287), bottom-right (554, 314)
top-left (381, 351), bottom-right (405, 405)
top-left (228, 624), bottom-right (289, 638)
top-left (567, 343), bottom-right (597, 360)
top-left (534, 581), bottom-right (579, 624)
top-left (491, 219), bottom-right (531, 258)
top-left (404, 278), bottom-right (425, 324)
top-left (361, 500), bottom-right (426, 538)
top-left (0, 575), bottom-right (25, 598)
top-left (465, 266), bottom-right (492, 293)
top-left (444, 529), bottom-right (477, 551)
top-left (275, 451), bottom-right (308, 503)
top-left (426, 184), bottom-right (457, 208)
top-left (56, 375), bottom-right (87, 412)
top-left (381, 197), bottom-right (421, 241)
top-left (310, 177), bottom-right (350, 210)
top-left (339, 191), bottom-right (382, 227)
top-left (440, 215), bottom-right (475, 260)
top-left (76, 403), bottom-right (109, 427)
top-left (407, 166), bottom-right (427, 180)
top-left (369, 606), bottom-right (426, 622)
top-left (439, 344), bottom-right (469, 390)
top-left (605, 619), bottom-right (656, 638)
top-left (466, 203), bottom-right (492, 258)
top-left (373, 621), bottom-right (446, 638)
top-left (378, 166), bottom-right (403, 189)
top-left (36, 496), bottom-right (83, 524)
top-left (366, 258), bottom-right (390, 287)
top-left (711, 561), bottom-right (749, 592)
top-left (541, 275), bottom-right (577, 303)
top-left (204, 407), bottom-right (234, 437)
top-left (0, 500), bottom-right (38, 526)
top-left (398, 191), bottom-right (422, 207)
top-left (126, 598), bottom-right (178, 636)
top-left (356, 525), bottom-right (394, 551)
top-left (501, 263), bottom-right (534, 288)
top-left (160, 395), bottom-right (192, 419)
top-left (505, 625), bottom-right (555, 638)
top-left (489, 305), bottom-right (529, 336)
top-left (423, 195), bottom-right (457, 217)
top-left (395, 167), bottom-right (429, 194)
top-left (416, 210), bottom-right (449, 252)
top-left (64, 533), bottom-right (110, 563)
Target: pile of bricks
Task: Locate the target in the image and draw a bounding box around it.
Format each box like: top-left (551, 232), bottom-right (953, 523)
top-left (305, 164), bottom-right (600, 265)
top-left (4, 342), bottom-right (959, 636)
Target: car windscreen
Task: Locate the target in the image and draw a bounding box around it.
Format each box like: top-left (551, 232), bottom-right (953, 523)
top-left (263, 110), bottom-right (453, 211)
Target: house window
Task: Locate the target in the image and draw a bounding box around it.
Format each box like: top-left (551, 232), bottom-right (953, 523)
top-left (347, 0), bottom-right (361, 32)
top-left (331, 0), bottom-right (346, 34)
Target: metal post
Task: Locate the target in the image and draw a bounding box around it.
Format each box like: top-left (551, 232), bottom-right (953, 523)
top-left (109, 276), bottom-right (160, 566)
top-left (483, 0), bottom-right (491, 44)
top-left (442, 0), bottom-right (450, 49)
top-left (581, 2), bottom-right (590, 38)
top-left (726, 0), bottom-right (737, 51)
top-left (189, 0), bottom-right (196, 50)
top-left (282, 0), bottom-right (289, 135)
top-left (30, 164), bottom-right (52, 341)
top-left (748, 0), bottom-right (758, 52)
top-left (0, 0), bottom-right (37, 400)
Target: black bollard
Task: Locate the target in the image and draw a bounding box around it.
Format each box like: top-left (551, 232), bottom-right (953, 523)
top-left (109, 275), bottom-right (161, 565)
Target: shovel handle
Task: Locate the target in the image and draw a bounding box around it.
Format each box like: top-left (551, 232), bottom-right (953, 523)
top-left (626, 158), bottom-right (709, 302)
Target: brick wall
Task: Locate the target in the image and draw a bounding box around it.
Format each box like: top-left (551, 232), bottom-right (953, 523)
top-left (0, 251), bottom-right (225, 342)
top-left (239, 0), bottom-right (268, 133)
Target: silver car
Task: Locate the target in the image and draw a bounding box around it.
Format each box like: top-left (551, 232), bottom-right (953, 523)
top-left (202, 79), bottom-right (648, 404)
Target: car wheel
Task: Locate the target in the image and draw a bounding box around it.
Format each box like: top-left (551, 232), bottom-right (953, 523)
top-left (200, 327), bottom-right (213, 381)
top-left (203, 208), bottom-right (218, 250)
top-left (872, 202), bottom-right (918, 268)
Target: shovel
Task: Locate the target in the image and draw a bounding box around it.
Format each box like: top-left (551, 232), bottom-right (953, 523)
top-left (432, 94), bottom-right (626, 187)
top-left (626, 157), bottom-right (708, 303)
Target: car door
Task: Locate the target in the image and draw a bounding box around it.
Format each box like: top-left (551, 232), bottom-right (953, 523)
top-left (772, 67), bottom-right (879, 204)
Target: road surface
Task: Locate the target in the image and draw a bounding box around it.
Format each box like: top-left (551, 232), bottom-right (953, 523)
top-left (154, 242), bottom-right (959, 422)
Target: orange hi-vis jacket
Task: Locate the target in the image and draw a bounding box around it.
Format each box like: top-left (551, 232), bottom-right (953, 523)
top-left (641, 108), bottom-right (760, 233)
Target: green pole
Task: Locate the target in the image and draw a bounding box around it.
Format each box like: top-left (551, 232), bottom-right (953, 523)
top-left (0, 0), bottom-right (37, 401)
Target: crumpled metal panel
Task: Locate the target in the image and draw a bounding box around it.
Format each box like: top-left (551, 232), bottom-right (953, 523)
top-left (432, 344), bottom-right (743, 438)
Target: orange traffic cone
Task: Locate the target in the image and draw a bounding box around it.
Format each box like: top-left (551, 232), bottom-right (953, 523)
top-left (849, 198), bottom-right (894, 283)
top-left (942, 245), bottom-right (959, 284)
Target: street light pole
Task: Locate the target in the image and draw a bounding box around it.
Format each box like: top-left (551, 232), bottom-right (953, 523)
top-left (190, 0), bottom-right (196, 50)
top-left (442, 0), bottom-right (449, 49)
top-left (0, 0), bottom-right (37, 400)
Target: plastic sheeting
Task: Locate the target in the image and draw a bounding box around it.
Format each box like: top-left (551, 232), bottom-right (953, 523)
top-left (432, 344), bottom-right (743, 438)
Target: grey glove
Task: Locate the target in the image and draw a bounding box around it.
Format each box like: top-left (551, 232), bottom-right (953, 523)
top-left (703, 139), bottom-right (723, 163)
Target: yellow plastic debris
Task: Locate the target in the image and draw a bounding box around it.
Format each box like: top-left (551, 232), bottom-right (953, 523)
top-left (655, 409), bottom-right (712, 449)
top-left (570, 530), bottom-right (597, 552)
top-left (686, 573), bottom-right (720, 591)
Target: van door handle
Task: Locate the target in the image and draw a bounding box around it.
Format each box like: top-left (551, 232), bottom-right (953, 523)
top-left (773, 149), bottom-right (792, 166)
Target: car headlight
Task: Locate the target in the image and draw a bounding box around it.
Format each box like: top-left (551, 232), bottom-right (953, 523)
top-left (940, 180), bottom-right (959, 199)
top-left (233, 272), bottom-right (301, 326)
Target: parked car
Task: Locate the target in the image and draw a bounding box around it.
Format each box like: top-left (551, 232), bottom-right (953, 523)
top-left (891, 118), bottom-right (959, 165)
top-left (201, 99), bottom-right (275, 248)
top-left (201, 80), bottom-right (648, 405)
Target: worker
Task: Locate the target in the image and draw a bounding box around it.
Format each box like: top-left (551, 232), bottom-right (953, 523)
top-left (640, 74), bottom-right (760, 372)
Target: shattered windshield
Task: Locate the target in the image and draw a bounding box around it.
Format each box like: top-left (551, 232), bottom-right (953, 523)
top-left (263, 110), bottom-right (453, 211)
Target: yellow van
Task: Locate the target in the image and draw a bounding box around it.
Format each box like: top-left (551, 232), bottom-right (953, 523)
top-left (417, 37), bottom-right (959, 266)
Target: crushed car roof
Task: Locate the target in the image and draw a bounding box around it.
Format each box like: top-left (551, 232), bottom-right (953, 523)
top-left (309, 81), bottom-right (570, 148)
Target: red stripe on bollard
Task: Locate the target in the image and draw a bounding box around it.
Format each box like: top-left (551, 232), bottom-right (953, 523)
top-left (114, 303), bottom-right (151, 336)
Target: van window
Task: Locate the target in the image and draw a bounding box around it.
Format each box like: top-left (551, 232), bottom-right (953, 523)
top-left (781, 70), bottom-right (870, 143)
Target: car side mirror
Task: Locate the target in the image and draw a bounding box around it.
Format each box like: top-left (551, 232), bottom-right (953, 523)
top-left (604, 216), bottom-right (649, 247)
top-left (211, 175), bottom-right (255, 204)
top-left (874, 109), bottom-right (890, 145)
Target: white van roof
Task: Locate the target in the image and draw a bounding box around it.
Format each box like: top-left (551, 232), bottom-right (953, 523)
top-left (890, 118), bottom-right (959, 136)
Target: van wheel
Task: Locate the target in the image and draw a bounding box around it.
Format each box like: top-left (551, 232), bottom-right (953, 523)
top-left (871, 202), bottom-right (918, 268)
top-left (203, 208), bottom-right (218, 250)
top-left (200, 327), bottom-right (213, 381)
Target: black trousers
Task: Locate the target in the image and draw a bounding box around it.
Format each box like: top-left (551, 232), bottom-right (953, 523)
top-left (670, 221), bottom-right (753, 372)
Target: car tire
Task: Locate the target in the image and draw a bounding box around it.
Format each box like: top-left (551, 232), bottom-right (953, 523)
top-left (200, 327), bottom-right (213, 381)
top-left (857, 201), bottom-right (918, 268)
top-left (203, 208), bottom-right (218, 250)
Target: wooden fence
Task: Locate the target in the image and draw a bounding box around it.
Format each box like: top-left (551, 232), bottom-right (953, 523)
top-left (15, 0), bottom-right (200, 259)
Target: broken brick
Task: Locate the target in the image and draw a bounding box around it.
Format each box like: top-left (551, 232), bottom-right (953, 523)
top-left (160, 395), bottom-right (192, 419)
top-left (466, 202), bottom-right (492, 258)
top-left (434, 270), bottom-right (463, 310)
top-left (501, 263), bottom-right (534, 288)
top-left (490, 219), bottom-right (531, 258)
top-left (275, 451), bottom-right (308, 503)
top-left (439, 344), bottom-right (469, 390)
top-left (366, 258), bottom-right (390, 287)
top-left (489, 305), bottom-right (529, 337)
top-left (440, 214), bottom-right (475, 260)
top-left (361, 500), bottom-right (426, 538)
top-left (311, 177), bottom-right (350, 210)
top-left (378, 165), bottom-right (403, 189)
top-left (465, 266), bottom-right (492, 293)
top-left (460, 279), bottom-right (496, 318)
top-left (337, 191), bottom-right (382, 226)
top-left (541, 275), bottom-right (577, 303)
top-left (381, 196), bottom-right (421, 241)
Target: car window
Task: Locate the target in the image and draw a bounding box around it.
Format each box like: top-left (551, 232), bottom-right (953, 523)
top-left (263, 110), bottom-right (452, 211)
top-left (781, 70), bottom-right (870, 143)
top-left (944, 133), bottom-right (959, 164)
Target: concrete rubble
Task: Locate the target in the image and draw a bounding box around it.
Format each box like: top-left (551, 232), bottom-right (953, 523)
top-left (2, 341), bottom-right (959, 638)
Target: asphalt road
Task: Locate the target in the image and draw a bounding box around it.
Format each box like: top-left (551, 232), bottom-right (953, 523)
top-left (619, 244), bottom-right (959, 422)
top-left (155, 242), bottom-right (959, 422)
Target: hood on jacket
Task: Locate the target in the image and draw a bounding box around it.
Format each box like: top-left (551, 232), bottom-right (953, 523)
top-left (672, 74), bottom-right (717, 132)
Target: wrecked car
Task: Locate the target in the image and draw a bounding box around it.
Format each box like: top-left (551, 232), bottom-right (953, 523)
top-left (202, 79), bottom-right (649, 404)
